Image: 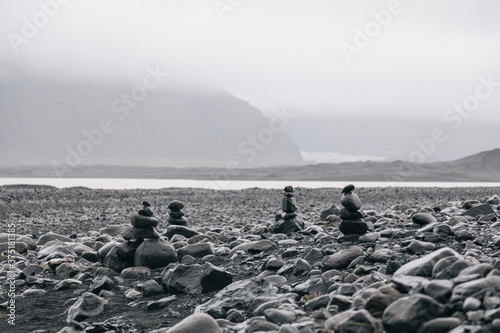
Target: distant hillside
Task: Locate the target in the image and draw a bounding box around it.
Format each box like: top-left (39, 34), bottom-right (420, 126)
top-left (451, 148), bottom-right (500, 168)
top-left (0, 78), bottom-right (303, 168)
top-left (1, 149), bottom-right (499, 182)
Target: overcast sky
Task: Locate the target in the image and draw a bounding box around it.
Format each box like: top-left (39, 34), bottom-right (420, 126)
top-left (1, 0), bottom-right (500, 122)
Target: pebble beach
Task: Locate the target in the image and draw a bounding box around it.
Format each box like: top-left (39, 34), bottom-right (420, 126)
top-left (1, 185), bottom-right (500, 333)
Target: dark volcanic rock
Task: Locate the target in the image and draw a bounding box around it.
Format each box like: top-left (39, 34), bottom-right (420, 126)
top-left (382, 294), bottom-right (446, 333)
top-left (131, 215), bottom-right (159, 228)
top-left (416, 317), bottom-right (461, 333)
top-left (164, 225), bottom-right (200, 240)
top-left (116, 240), bottom-right (142, 262)
top-left (163, 262), bottom-right (232, 295)
top-left (342, 184), bottom-right (356, 193)
top-left (320, 205), bottom-right (340, 221)
top-left (340, 208), bottom-right (364, 220)
top-left (160, 313), bottom-right (221, 333)
top-left (432, 256), bottom-right (472, 279)
top-left (66, 292), bottom-right (107, 323)
top-left (89, 275), bottom-right (115, 294)
top-left (168, 200), bottom-right (185, 211)
top-left (134, 238), bottom-right (178, 269)
top-left (341, 192), bottom-right (362, 212)
top-left (272, 217), bottom-right (304, 234)
top-left (248, 240), bottom-right (278, 254)
top-left (326, 309), bottom-right (381, 333)
top-left (322, 246), bottom-right (363, 270)
top-left (195, 279), bottom-right (277, 314)
top-left (123, 226), bottom-right (160, 240)
top-left (450, 276), bottom-right (500, 303)
top-left (464, 204), bottom-right (497, 217)
top-left (394, 247), bottom-right (462, 277)
top-left (146, 295), bottom-right (176, 310)
top-left (176, 242), bottom-right (214, 259)
top-left (365, 285), bottom-right (401, 317)
top-left (339, 219), bottom-right (369, 235)
top-left (412, 213), bottom-right (437, 225)
top-left (36, 232), bottom-right (73, 246)
top-left (103, 247), bottom-right (132, 272)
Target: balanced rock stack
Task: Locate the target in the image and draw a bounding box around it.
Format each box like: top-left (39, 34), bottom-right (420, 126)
top-left (167, 200), bottom-right (188, 226)
top-left (122, 201), bottom-right (161, 240)
top-left (339, 184), bottom-right (369, 235)
top-left (101, 201), bottom-right (177, 271)
top-left (273, 186), bottom-right (305, 234)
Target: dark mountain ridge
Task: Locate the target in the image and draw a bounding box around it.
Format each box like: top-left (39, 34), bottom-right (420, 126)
top-left (0, 77), bottom-right (303, 168)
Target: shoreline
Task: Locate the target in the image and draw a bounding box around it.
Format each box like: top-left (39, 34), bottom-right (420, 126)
top-left (2, 179), bottom-right (500, 190)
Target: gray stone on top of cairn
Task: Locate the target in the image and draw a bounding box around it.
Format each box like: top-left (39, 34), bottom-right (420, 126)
top-left (139, 200), bottom-right (154, 217)
top-left (272, 186), bottom-right (304, 234)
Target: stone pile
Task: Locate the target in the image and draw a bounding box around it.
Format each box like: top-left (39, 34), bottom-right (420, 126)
top-left (167, 200), bottom-right (188, 226)
top-left (272, 186), bottom-right (305, 234)
top-left (339, 184), bottom-right (369, 236)
top-left (101, 201), bottom-right (177, 271)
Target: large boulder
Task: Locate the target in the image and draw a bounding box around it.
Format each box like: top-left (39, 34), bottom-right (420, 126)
top-left (326, 309), bottom-right (382, 333)
top-left (165, 313), bottom-right (221, 333)
top-left (382, 294), bottom-right (446, 333)
top-left (37, 244), bottom-right (77, 260)
top-left (176, 243), bottom-right (213, 259)
top-left (162, 263), bottom-right (233, 295)
top-left (450, 276), bottom-right (500, 303)
top-left (103, 247), bottom-right (132, 272)
top-left (464, 204), bottom-right (497, 218)
top-left (412, 213), bottom-right (437, 225)
top-left (322, 246), bottom-right (363, 270)
top-left (134, 238), bottom-right (178, 269)
top-left (164, 225), bottom-right (200, 240)
top-left (66, 292), bottom-right (107, 323)
top-left (195, 279), bottom-right (277, 314)
top-left (394, 247), bottom-right (462, 277)
top-left (36, 232), bottom-right (73, 246)
top-left (339, 219), bottom-right (369, 235)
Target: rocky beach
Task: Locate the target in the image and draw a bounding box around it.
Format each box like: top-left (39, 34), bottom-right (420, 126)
top-left (1, 185), bottom-right (500, 333)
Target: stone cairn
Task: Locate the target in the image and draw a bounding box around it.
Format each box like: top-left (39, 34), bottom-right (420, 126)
top-left (123, 201), bottom-right (160, 240)
top-left (167, 200), bottom-right (188, 226)
top-left (339, 184), bottom-right (369, 235)
top-left (273, 186), bottom-right (305, 234)
top-left (102, 201), bottom-right (177, 271)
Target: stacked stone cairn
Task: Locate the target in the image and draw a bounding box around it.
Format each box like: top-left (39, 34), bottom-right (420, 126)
top-left (167, 200), bottom-right (188, 226)
top-left (123, 201), bottom-right (160, 240)
top-left (101, 201), bottom-right (177, 271)
top-left (272, 186), bottom-right (305, 234)
top-left (339, 184), bottom-right (369, 236)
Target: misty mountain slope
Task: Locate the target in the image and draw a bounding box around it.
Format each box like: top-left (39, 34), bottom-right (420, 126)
top-left (451, 148), bottom-right (500, 168)
top-left (0, 79), bottom-right (303, 167)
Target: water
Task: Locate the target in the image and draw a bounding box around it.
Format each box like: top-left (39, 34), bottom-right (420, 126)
top-left (1, 178), bottom-right (500, 190)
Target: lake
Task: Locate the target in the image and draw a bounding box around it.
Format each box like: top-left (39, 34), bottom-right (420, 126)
top-left (1, 178), bottom-right (500, 190)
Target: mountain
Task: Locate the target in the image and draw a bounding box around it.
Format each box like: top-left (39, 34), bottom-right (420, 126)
top-left (1, 148), bottom-right (498, 182)
top-left (0, 77), bottom-right (303, 168)
top-left (451, 148), bottom-right (500, 169)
